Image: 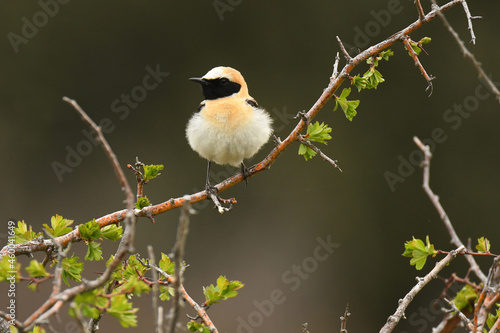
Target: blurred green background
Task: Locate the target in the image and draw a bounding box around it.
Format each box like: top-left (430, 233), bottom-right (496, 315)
top-left (1, 1), bottom-right (500, 332)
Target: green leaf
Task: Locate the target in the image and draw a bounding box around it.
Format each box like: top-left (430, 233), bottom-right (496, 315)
top-left (70, 290), bottom-right (103, 320)
top-left (475, 237), bottom-right (490, 253)
top-left (334, 88), bottom-right (360, 121)
top-left (143, 164), bottom-right (164, 181)
top-left (406, 41), bottom-right (422, 56)
top-left (452, 284), bottom-right (478, 312)
top-left (79, 219), bottom-right (102, 240)
top-left (486, 306), bottom-right (500, 330)
top-left (61, 256), bottom-right (83, 286)
top-left (0, 256), bottom-right (20, 282)
top-left (135, 196), bottom-right (151, 210)
top-left (43, 215), bottom-right (73, 237)
top-left (85, 242), bottom-right (103, 261)
top-left (402, 236), bottom-right (437, 270)
top-left (203, 276), bottom-right (244, 306)
top-left (363, 67), bottom-right (385, 90)
top-left (107, 294), bottom-right (139, 328)
top-left (306, 121), bottom-right (332, 144)
top-left (380, 49), bottom-right (394, 61)
top-left (25, 260), bottom-right (49, 278)
top-left (14, 220), bottom-right (43, 244)
top-left (351, 75), bottom-right (368, 92)
top-left (101, 224), bottom-right (123, 241)
top-left (419, 37), bottom-right (432, 45)
top-left (298, 144), bottom-right (316, 161)
top-left (187, 321), bottom-right (211, 333)
top-left (28, 326), bottom-right (46, 333)
top-left (159, 286), bottom-right (175, 301)
top-left (159, 253), bottom-right (175, 276)
top-left (116, 275), bottom-right (150, 296)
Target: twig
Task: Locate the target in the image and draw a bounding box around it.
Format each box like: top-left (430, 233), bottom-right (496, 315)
top-left (298, 136), bottom-right (342, 172)
top-left (148, 245), bottom-right (163, 333)
top-left (443, 297), bottom-right (474, 331)
top-left (379, 245), bottom-right (465, 333)
top-left (340, 304), bottom-right (350, 333)
top-left (413, 136), bottom-right (487, 283)
top-left (414, 0), bottom-right (426, 21)
top-left (430, 0), bottom-right (500, 103)
top-left (22, 99), bottom-right (137, 331)
top-left (167, 200), bottom-right (192, 333)
top-left (460, 0), bottom-right (481, 45)
top-left (336, 36), bottom-right (352, 62)
top-left (331, 52), bottom-right (340, 81)
top-left (401, 36), bottom-right (434, 95)
top-left (145, 263), bottom-right (219, 333)
top-left (62, 97), bottom-right (134, 211)
top-left (474, 257), bottom-right (500, 333)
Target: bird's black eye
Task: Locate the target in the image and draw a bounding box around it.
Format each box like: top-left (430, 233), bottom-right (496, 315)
top-left (219, 78), bottom-right (229, 85)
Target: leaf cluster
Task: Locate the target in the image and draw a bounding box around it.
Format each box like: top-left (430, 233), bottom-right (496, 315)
top-left (298, 121), bottom-right (332, 161)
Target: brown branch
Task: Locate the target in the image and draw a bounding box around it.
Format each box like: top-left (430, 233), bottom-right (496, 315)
top-left (414, 0), bottom-right (426, 21)
top-left (413, 136), bottom-right (487, 283)
top-left (339, 304), bottom-right (350, 333)
top-left (402, 36), bottom-right (434, 95)
top-left (379, 245), bottom-right (465, 333)
top-left (0, 0), bottom-right (467, 260)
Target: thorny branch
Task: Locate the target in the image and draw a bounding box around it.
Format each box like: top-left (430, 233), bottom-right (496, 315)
top-left (379, 245), bottom-right (465, 333)
top-left (413, 136), bottom-right (487, 283)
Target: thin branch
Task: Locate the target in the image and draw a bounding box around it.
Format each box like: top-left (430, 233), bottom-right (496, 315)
top-left (414, 0), bottom-right (426, 21)
top-left (460, 0), bottom-right (481, 45)
top-left (401, 36), bottom-right (434, 95)
top-left (148, 245), bottom-right (163, 333)
top-left (145, 262), bottom-right (219, 333)
top-left (379, 245), bottom-right (465, 333)
top-left (430, 0), bottom-right (500, 103)
top-left (339, 304), bottom-right (350, 333)
top-left (62, 97), bottom-right (135, 212)
top-left (167, 201), bottom-right (193, 333)
top-left (331, 52), bottom-right (340, 81)
top-left (413, 136), bottom-right (487, 283)
top-left (22, 99), bottom-right (137, 331)
top-left (443, 297), bottom-right (474, 331)
top-left (298, 136), bottom-right (342, 171)
top-left (336, 36), bottom-right (352, 62)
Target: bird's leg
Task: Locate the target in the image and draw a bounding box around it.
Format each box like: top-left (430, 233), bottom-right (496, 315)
top-left (204, 161), bottom-right (234, 213)
top-left (205, 161), bottom-right (217, 194)
top-left (241, 162), bottom-right (250, 185)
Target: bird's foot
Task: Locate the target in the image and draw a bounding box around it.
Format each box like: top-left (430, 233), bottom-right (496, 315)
top-left (241, 163), bottom-right (250, 186)
top-left (205, 184), bottom-right (236, 214)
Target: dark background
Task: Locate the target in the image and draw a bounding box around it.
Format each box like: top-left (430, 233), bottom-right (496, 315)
top-left (1, 1), bottom-right (500, 332)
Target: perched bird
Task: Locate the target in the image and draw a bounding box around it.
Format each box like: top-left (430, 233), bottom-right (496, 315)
top-left (186, 66), bottom-right (273, 195)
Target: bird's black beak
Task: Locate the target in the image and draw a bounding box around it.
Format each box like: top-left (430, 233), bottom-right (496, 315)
top-left (189, 77), bottom-right (209, 85)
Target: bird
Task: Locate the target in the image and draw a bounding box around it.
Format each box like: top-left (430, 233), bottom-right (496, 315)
top-left (186, 66), bottom-right (273, 196)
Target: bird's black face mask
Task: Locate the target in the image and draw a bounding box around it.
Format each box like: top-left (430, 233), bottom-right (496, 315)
top-left (190, 77), bottom-right (241, 100)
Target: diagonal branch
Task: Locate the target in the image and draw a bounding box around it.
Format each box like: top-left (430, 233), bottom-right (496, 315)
top-left (413, 137), bottom-right (487, 283)
top-left (379, 245), bottom-right (465, 333)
